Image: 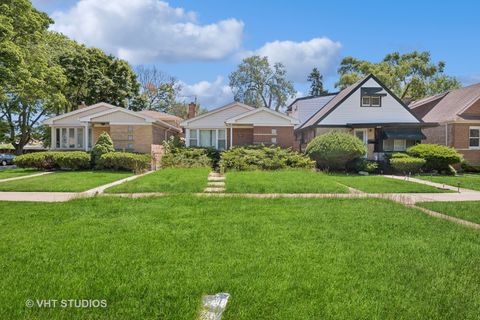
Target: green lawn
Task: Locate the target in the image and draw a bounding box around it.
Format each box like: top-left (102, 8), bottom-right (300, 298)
top-left (417, 174), bottom-right (480, 191)
top-left (105, 167), bottom-right (210, 193)
top-left (0, 171), bottom-right (132, 192)
top-left (1, 196), bottom-right (480, 319)
top-left (0, 168), bottom-right (39, 180)
top-left (225, 170), bottom-right (348, 193)
top-left (418, 201), bottom-right (480, 224)
top-left (332, 175), bottom-right (450, 193)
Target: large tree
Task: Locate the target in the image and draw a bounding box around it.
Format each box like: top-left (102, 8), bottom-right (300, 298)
top-left (307, 67), bottom-right (328, 96)
top-left (229, 56), bottom-right (296, 111)
top-left (130, 65), bottom-right (181, 112)
top-left (46, 32), bottom-right (140, 113)
top-left (0, 0), bottom-right (67, 154)
top-left (336, 51), bottom-right (460, 101)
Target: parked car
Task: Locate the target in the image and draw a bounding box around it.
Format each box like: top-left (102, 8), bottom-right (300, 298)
top-left (0, 154), bottom-right (15, 166)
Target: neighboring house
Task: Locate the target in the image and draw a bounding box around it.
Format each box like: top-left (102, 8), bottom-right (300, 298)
top-left (290, 74), bottom-right (436, 159)
top-left (409, 83), bottom-right (480, 164)
top-left (180, 102), bottom-right (300, 150)
top-left (44, 102), bottom-right (182, 154)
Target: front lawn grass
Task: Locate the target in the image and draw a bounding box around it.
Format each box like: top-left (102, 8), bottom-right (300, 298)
top-left (418, 201), bottom-right (480, 224)
top-left (417, 174), bottom-right (480, 191)
top-left (1, 196), bottom-right (480, 319)
top-left (225, 169), bottom-right (348, 193)
top-left (0, 168), bottom-right (39, 180)
top-left (332, 174), bottom-right (450, 193)
top-left (0, 171), bottom-right (132, 192)
top-left (105, 167), bottom-right (210, 193)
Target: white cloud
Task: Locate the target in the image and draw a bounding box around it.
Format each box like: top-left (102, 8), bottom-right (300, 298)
top-left (179, 76), bottom-right (233, 109)
top-left (244, 37), bottom-right (342, 82)
top-left (51, 0), bottom-right (244, 63)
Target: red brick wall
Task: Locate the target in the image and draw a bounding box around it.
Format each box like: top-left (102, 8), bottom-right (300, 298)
top-left (227, 128), bottom-right (253, 147)
top-left (451, 123), bottom-right (480, 164)
top-left (253, 126), bottom-right (294, 148)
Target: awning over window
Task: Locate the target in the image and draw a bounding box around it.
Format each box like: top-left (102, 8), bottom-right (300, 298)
top-left (382, 128), bottom-right (426, 140)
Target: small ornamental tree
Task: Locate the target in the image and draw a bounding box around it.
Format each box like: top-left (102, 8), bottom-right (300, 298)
top-left (406, 144), bottom-right (462, 173)
top-left (91, 132), bottom-right (115, 166)
top-left (305, 131), bottom-right (366, 170)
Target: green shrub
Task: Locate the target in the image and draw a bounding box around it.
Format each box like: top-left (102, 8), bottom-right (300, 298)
top-left (461, 160), bottom-right (480, 173)
top-left (305, 131), bottom-right (366, 170)
top-left (14, 151), bottom-right (90, 170)
top-left (98, 152), bottom-right (151, 173)
top-left (53, 152), bottom-right (90, 170)
top-left (406, 144), bottom-right (462, 173)
top-left (348, 158), bottom-right (378, 173)
top-left (390, 152), bottom-right (410, 159)
top-left (219, 145), bottom-right (315, 171)
top-left (390, 156), bottom-right (426, 174)
top-left (91, 132), bottom-right (115, 166)
top-left (161, 148), bottom-right (212, 168)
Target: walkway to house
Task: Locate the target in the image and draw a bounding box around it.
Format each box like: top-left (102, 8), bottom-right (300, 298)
top-left (0, 171), bottom-right (53, 183)
top-left (204, 172), bottom-right (225, 193)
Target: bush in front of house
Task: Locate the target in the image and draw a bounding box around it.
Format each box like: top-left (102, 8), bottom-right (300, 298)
top-left (406, 144), bottom-right (462, 174)
top-left (347, 158), bottom-right (379, 173)
top-left (219, 145), bottom-right (315, 171)
top-left (461, 160), bottom-right (480, 173)
top-left (98, 152), bottom-right (151, 173)
top-left (389, 153), bottom-right (426, 174)
top-left (305, 131), bottom-right (367, 170)
top-left (14, 151), bottom-right (90, 170)
top-left (91, 132), bottom-right (115, 166)
top-left (161, 147), bottom-right (212, 168)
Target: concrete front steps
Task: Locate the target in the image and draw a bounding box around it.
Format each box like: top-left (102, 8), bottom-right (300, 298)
top-left (204, 172), bottom-right (225, 193)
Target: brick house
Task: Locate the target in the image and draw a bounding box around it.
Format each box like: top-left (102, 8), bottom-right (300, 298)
top-left (44, 102), bottom-right (182, 154)
top-left (409, 83), bottom-right (480, 164)
top-left (180, 102), bottom-right (299, 150)
top-left (288, 74), bottom-right (436, 159)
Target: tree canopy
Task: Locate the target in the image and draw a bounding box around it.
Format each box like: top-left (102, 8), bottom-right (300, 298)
top-left (336, 51), bottom-right (460, 101)
top-left (307, 67), bottom-right (328, 96)
top-left (229, 56), bottom-right (296, 111)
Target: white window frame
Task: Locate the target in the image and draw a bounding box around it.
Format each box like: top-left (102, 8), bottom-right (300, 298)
top-left (271, 128), bottom-right (277, 135)
top-left (393, 139), bottom-right (407, 151)
top-left (187, 128), bottom-right (227, 150)
top-left (361, 96), bottom-right (371, 107)
top-left (469, 126), bottom-right (480, 149)
top-left (371, 96), bottom-right (381, 107)
top-left (55, 127), bottom-right (85, 149)
top-left (354, 129), bottom-right (368, 157)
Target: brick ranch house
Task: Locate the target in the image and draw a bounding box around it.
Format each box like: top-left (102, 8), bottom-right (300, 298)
top-left (180, 102), bottom-right (299, 149)
top-left (288, 74), bottom-right (437, 160)
top-left (409, 83), bottom-right (480, 165)
top-left (44, 102), bottom-right (182, 154)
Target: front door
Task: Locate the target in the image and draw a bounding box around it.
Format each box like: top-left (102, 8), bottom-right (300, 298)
top-left (354, 129), bottom-right (368, 157)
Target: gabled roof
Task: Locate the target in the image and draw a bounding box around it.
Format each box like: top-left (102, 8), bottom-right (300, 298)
top-left (409, 83), bottom-right (480, 122)
top-left (79, 107), bottom-right (181, 131)
top-left (180, 101), bottom-right (254, 126)
top-left (225, 107), bottom-right (300, 125)
top-left (43, 102), bottom-right (116, 125)
top-left (138, 110), bottom-right (183, 123)
top-left (297, 74), bottom-right (423, 130)
top-left (286, 92), bottom-right (338, 111)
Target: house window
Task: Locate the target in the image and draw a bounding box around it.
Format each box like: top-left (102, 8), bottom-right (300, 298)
top-left (199, 130), bottom-right (216, 148)
top-left (127, 143), bottom-right (134, 149)
top-left (189, 129), bottom-right (198, 147)
top-left (77, 128), bottom-right (84, 148)
top-left (470, 127), bottom-right (480, 148)
top-left (361, 95), bottom-right (382, 107)
top-left (271, 128), bottom-right (277, 135)
top-left (271, 137), bottom-right (277, 144)
top-left (55, 128), bottom-right (61, 148)
top-left (128, 126), bottom-right (133, 133)
top-left (61, 128), bottom-right (67, 148)
top-left (383, 139), bottom-right (407, 151)
top-left (128, 135), bottom-right (133, 141)
top-left (218, 129), bottom-right (226, 150)
top-left (88, 128), bottom-right (92, 148)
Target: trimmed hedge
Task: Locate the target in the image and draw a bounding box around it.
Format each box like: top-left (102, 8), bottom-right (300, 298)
top-left (98, 152), bottom-right (151, 173)
top-left (91, 132), bottom-right (115, 166)
top-left (406, 144), bottom-right (462, 172)
top-left (219, 145), bottom-right (315, 171)
top-left (14, 151), bottom-right (90, 170)
top-left (161, 148), bottom-right (212, 168)
top-left (305, 131), bottom-right (366, 170)
top-left (390, 154), bottom-right (426, 174)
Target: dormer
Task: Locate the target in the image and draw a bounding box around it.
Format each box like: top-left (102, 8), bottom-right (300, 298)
top-left (360, 87), bottom-right (387, 107)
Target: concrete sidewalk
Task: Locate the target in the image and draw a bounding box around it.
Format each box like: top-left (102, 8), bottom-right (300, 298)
top-left (0, 171), bottom-right (53, 183)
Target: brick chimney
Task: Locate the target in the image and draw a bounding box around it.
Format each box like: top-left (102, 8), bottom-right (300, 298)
top-left (187, 102), bottom-right (197, 119)
top-left (78, 101), bottom-right (87, 109)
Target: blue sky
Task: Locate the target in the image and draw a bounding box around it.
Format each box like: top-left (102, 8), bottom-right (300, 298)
top-left (33, 0), bottom-right (480, 108)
